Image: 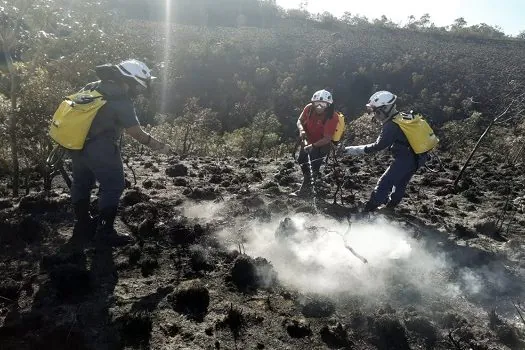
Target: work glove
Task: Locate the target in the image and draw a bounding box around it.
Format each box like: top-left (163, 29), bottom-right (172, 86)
top-left (344, 145), bottom-right (366, 156)
top-left (158, 144), bottom-right (172, 155)
top-left (303, 143), bottom-right (314, 153)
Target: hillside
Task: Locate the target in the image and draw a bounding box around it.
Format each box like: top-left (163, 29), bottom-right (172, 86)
top-left (0, 149), bottom-right (524, 349)
top-left (1, 2), bottom-right (525, 349)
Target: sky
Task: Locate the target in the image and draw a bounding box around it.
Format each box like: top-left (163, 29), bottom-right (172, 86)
top-left (275, 0), bottom-right (524, 36)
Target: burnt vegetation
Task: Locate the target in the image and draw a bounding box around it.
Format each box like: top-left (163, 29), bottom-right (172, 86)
top-left (1, 1), bottom-right (525, 350)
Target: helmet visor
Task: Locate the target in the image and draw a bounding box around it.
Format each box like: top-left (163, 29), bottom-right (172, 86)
top-left (313, 101), bottom-right (329, 109)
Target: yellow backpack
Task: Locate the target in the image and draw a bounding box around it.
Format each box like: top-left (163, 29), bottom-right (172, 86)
top-left (49, 90), bottom-right (107, 150)
top-left (332, 112), bottom-right (346, 143)
top-left (392, 112), bottom-right (439, 154)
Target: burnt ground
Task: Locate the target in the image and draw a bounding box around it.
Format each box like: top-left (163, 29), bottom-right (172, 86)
top-left (0, 150), bottom-right (525, 350)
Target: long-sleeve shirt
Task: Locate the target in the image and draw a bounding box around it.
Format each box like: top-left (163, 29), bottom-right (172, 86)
top-left (83, 81), bottom-right (139, 142)
top-left (363, 119), bottom-right (413, 159)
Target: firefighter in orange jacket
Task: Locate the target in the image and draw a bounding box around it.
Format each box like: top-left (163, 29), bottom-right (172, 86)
top-left (292, 89), bottom-right (339, 197)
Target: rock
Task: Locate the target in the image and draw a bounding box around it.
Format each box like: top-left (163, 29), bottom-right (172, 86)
top-left (140, 256), bottom-right (159, 277)
top-left (320, 323), bottom-right (352, 348)
top-left (168, 279), bottom-right (210, 321)
top-left (189, 245), bottom-right (213, 272)
top-left (261, 181), bottom-right (279, 189)
top-left (302, 297), bottom-right (335, 318)
top-left (275, 218), bottom-right (298, 240)
top-left (462, 189), bottom-right (481, 203)
top-left (454, 223), bottom-right (477, 239)
top-left (284, 319), bottom-right (312, 338)
top-left (161, 322), bottom-right (180, 337)
top-left (153, 181), bottom-right (165, 189)
top-left (137, 217), bottom-right (157, 237)
top-left (474, 220), bottom-right (504, 240)
top-left (173, 177), bottom-right (188, 186)
top-left (404, 316), bottom-right (438, 347)
top-left (121, 189), bottom-right (150, 206)
top-left (186, 187), bottom-right (218, 200)
top-left (371, 315), bottom-right (410, 350)
top-left (209, 174), bottom-right (222, 184)
top-left (283, 161), bottom-right (295, 169)
top-left (166, 164), bottom-right (188, 177)
top-left (277, 174), bottom-right (295, 186)
top-left (127, 245), bottom-right (142, 265)
top-left (253, 257), bottom-right (277, 289)
top-left (242, 195), bottom-right (265, 208)
top-left (251, 170), bottom-right (263, 182)
top-left (114, 311), bottom-right (152, 347)
top-left (163, 218), bottom-right (201, 246)
top-left (19, 193), bottom-right (59, 212)
top-left (231, 255), bottom-right (257, 291)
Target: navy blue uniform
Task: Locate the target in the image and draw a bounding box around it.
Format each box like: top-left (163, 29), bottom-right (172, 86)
top-left (70, 81), bottom-right (139, 210)
top-left (363, 118), bottom-right (428, 210)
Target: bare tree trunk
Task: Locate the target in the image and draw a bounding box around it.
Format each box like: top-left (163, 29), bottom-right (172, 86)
top-left (5, 50), bottom-right (19, 197)
top-left (9, 106), bottom-right (19, 197)
top-left (453, 105), bottom-right (511, 189)
top-left (255, 131), bottom-right (266, 158)
top-left (182, 125), bottom-right (191, 155)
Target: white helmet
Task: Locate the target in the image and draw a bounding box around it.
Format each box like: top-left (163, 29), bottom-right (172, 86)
top-left (116, 59), bottom-right (155, 88)
top-left (366, 91), bottom-right (397, 112)
top-left (311, 89), bottom-right (333, 104)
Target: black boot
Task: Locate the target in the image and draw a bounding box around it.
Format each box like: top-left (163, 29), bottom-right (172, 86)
top-left (94, 207), bottom-right (134, 247)
top-left (363, 201), bottom-right (379, 213)
top-left (290, 180), bottom-right (311, 198)
top-left (385, 201), bottom-right (398, 209)
top-left (72, 199), bottom-right (95, 242)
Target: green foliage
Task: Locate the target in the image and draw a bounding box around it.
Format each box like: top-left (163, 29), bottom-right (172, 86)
top-left (150, 97), bottom-right (219, 155)
top-left (0, 0), bottom-right (524, 178)
top-left (0, 0), bottom-right (148, 185)
top-left (151, 104), bottom-right (281, 157)
top-left (346, 114), bottom-right (381, 146)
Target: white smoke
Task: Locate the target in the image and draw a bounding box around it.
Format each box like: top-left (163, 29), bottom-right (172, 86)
top-left (187, 200), bottom-right (523, 323)
top-left (182, 201), bottom-right (225, 221)
top-left (217, 212), bottom-right (452, 303)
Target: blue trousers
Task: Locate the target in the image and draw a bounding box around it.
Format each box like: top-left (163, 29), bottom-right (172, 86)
top-left (367, 153), bottom-right (428, 210)
top-left (70, 139), bottom-right (125, 210)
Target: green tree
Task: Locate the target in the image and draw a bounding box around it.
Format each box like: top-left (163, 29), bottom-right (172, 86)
top-left (467, 23), bottom-right (505, 39)
top-left (173, 97), bottom-right (219, 155)
top-left (250, 111), bottom-right (281, 157)
top-left (418, 13), bottom-right (431, 28)
top-left (0, 0), bottom-right (56, 196)
top-left (0, 0), bottom-right (130, 195)
top-left (451, 17), bottom-right (467, 31)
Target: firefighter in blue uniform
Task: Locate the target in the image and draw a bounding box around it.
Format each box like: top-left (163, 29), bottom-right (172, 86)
top-left (71, 59), bottom-right (171, 246)
top-left (344, 91), bottom-right (430, 212)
